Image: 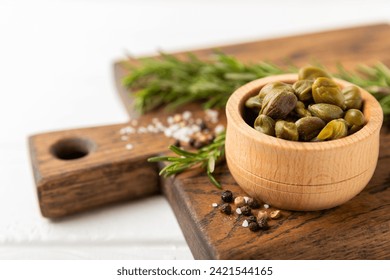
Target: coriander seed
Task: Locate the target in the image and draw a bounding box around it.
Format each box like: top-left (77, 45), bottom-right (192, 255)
top-left (257, 210), bottom-right (268, 220)
top-left (234, 196), bottom-right (246, 207)
top-left (270, 210), bottom-right (281, 219)
top-left (221, 190), bottom-right (233, 203)
top-left (220, 203), bottom-right (232, 215)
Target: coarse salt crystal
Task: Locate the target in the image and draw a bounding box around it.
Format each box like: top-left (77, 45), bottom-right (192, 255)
top-left (264, 204), bottom-right (270, 209)
top-left (214, 124), bottom-right (225, 134)
top-left (138, 127), bottom-right (147, 133)
top-left (242, 220), bottom-right (249, 227)
top-left (244, 196), bottom-right (250, 203)
top-left (125, 144), bottom-right (134, 150)
top-left (236, 208), bottom-right (242, 215)
top-left (212, 203), bottom-right (218, 208)
top-left (147, 124), bottom-right (155, 132)
top-left (167, 116), bottom-right (174, 124)
top-left (164, 129), bottom-right (173, 137)
top-left (182, 111), bottom-right (192, 120)
top-left (121, 135), bottom-right (128, 141)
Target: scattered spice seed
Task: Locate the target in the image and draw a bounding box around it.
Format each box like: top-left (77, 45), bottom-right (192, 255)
top-left (249, 222), bottom-right (260, 232)
top-left (247, 198), bottom-right (260, 209)
top-left (242, 220), bottom-right (249, 228)
top-left (220, 203), bottom-right (232, 215)
top-left (212, 203), bottom-right (218, 208)
top-left (270, 210), bottom-right (281, 219)
top-left (240, 205), bottom-right (252, 216)
top-left (235, 208), bottom-right (242, 215)
top-left (258, 217), bottom-right (269, 230)
top-left (247, 216), bottom-right (257, 223)
top-left (264, 204), bottom-right (270, 209)
top-left (257, 210), bottom-right (268, 220)
top-left (234, 196), bottom-right (246, 207)
top-left (221, 190), bottom-right (233, 203)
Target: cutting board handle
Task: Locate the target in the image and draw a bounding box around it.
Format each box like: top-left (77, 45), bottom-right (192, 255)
top-left (29, 122), bottom-right (171, 218)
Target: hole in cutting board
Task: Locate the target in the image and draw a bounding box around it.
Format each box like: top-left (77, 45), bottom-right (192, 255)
top-left (51, 137), bottom-right (95, 160)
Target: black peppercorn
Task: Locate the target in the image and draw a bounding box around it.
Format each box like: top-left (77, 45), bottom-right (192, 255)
top-left (240, 205), bottom-right (252, 216)
top-left (174, 139), bottom-right (181, 147)
top-left (258, 217), bottom-right (269, 230)
top-left (199, 121), bottom-right (208, 131)
top-left (249, 222), bottom-right (260, 232)
top-left (247, 198), bottom-right (260, 209)
top-left (220, 203), bottom-right (232, 215)
top-left (221, 190), bottom-right (233, 203)
top-left (247, 215), bottom-right (257, 223)
top-left (189, 138), bottom-right (196, 147)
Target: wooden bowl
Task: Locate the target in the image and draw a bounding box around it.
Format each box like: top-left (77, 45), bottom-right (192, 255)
top-left (225, 74), bottom-right (383, 211)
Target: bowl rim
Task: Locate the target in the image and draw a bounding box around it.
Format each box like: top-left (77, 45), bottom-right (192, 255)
top-left (226, 73), bottom-right (383, 151)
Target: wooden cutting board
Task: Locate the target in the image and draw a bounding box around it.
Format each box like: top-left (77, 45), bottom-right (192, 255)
top-left (29, 24), bottom-right (390, 259)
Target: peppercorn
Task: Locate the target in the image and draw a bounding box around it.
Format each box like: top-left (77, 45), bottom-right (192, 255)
top-left (249, 222), bottom-right (260, 232)
top-left (247, 215), bottom-right (257, 223)
top-left (173, 139), bottom-right (181, 147)
top-left (220, 203), bottom-right (232, 215)
top-left (189, 138), bottom-right (196, 147)
top-left (221, 190), bottom-right (233, 203)
top-left (199, 121), bottom-right (208, 131)
top-left (247, 198), bottom-right (260, 209)
top-left (258, 217), bottom-right (269, 230)
top-left (240, 205), bottom-right (252, 216)
top-left (234, 196), bottom-right (246, 207)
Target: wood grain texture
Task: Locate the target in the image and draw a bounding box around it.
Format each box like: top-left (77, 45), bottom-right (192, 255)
top-left (226, 74), bottom-right (383, 210)
top-left (114, 24), bottom-right (390, 259)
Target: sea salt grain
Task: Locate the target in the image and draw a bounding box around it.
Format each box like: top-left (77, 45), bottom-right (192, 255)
top-left (182, 111), bottom-right (192, 120)
top-left (212, 203), bottom-right (218, 208)
top-left (214, 124), bottom-right (225, 134)
top-left (236, 208), bottom-right (242, 215)
top-left (125, 144), bottom-right (134, 150)
top-left (242, 220), bottom-right (249, 228)
top-left (244, 196), bottom-right (250, 203)
top-left (264, 204), bottom-right (270, 209)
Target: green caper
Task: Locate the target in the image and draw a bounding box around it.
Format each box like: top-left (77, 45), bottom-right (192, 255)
top-left (308, 103), bottom-right (344, 122)
top-left (312, 77), bottom-right (346, 109)
top-left (259, 81), bottom-right (293, 96)
top-left (298, 66), bottom-right (331, 80)
top-left (261, 90), bottom-right (297, 119)
top-left (349, 125), bottom-right (364, 135)
top-left (295, 116), bottom-right (325, 141)
top-left (294, 101), bottom-right (312, 118)
top-left (254, 114), bottom-right (275, 136)
top-left (292, 80), bottom-right (313, 101)
top-left (342, 85), bottom-right (363, 110)
top-left (245, 95), bottom-right (262, 112)
top-left (314, 119), bottom-right (348, 141)
top-left (275, 120), bottom-right (299, 141)
top-left (344, 109), bottom-right (365, 127)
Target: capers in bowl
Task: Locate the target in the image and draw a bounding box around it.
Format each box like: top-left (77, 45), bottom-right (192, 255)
top-left (245, 66), bottom-right (366, 142)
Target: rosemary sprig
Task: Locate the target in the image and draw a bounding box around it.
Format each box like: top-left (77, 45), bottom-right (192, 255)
top-left (123, 52), bottom-right (287, 113)
top-left (148, 132), bottom-right (226, 188)
top-left (123, 52), bottom-right (390, 187)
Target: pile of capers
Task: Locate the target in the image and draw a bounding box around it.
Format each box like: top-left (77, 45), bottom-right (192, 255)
top-left (245, 66), bottom-right (365, 142)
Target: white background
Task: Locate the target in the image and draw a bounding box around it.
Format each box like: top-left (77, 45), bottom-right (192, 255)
top-left (0, 0), bottom-right (389, 260)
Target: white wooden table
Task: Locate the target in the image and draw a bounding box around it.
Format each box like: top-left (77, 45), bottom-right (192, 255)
top-left (1, 0), bottom-right (389, 259)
